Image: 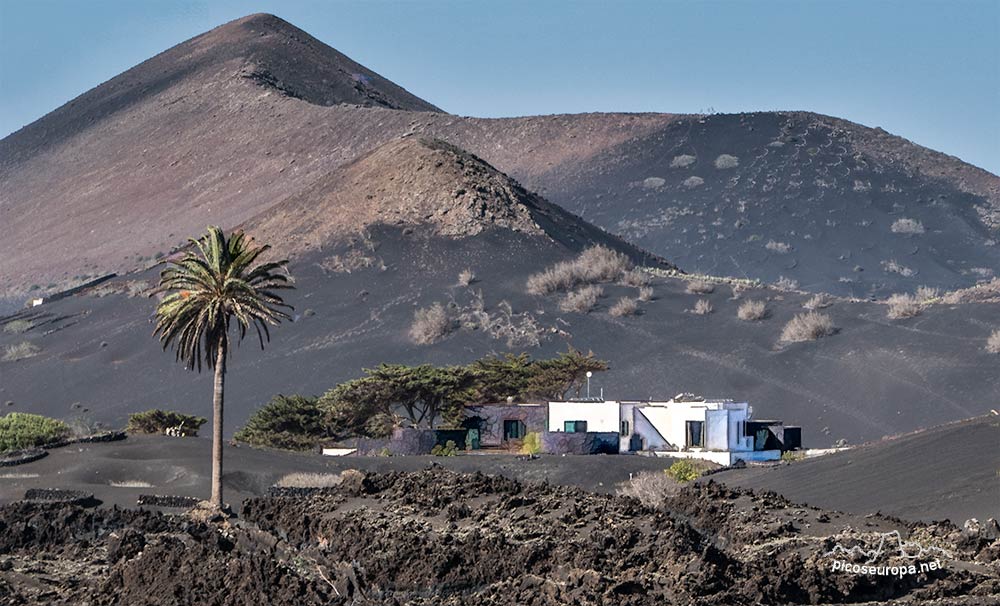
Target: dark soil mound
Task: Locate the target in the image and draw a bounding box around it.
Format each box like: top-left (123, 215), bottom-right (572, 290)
top-left (2, 470), bottom-right (994, 605)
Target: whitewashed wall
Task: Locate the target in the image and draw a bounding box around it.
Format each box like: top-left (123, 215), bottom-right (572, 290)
top-left (547, 401), bottom-right (620, 433)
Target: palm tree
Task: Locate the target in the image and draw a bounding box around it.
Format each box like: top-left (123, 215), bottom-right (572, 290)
top-left (153, 226), bottom-right (292, 508)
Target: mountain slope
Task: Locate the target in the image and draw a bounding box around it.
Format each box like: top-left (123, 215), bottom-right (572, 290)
top-left (1, 13), bottom-right (998, 302)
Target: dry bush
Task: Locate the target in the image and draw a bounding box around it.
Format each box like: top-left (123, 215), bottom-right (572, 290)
top-left (638, 286), bottom-right (655, 302)
top-left (620, 268), bottom-right (651, 287)
top-left (987, 330), bottom-right (1000, 354)
top-left (714, 154), bottom-right (739, 169)
top-left (616, 470), bottom-right (680, 506)
top-left (765, 240), bottom-right (791, 254)
top-left (737, 300), bottom-right (768, 321)
top-left (526, 246), bottom-right (631, 295)
top-left (690, 299), bottom-right (713, 315)
top-left (276, 472), bottom-right (344, 488)
top-left (670, 154), bottom-right (696, 168)
top-left (882, 259), bottom-right (915, 277)
top-left (915, 286), bottom-right (940, 302)
top-left (409, 303), bottom-right (454, 344)
top-left (886, 293), bottom-right (922, 319)
top-left (683, 176), bottom-right (705, 188)
top-left (730, 284), bottom-right (747, 300)
top-left (2, 341), bottom-right (40, 362)
top-left (609, 297), bottom-right (639, 317)
top-left (560, 286), bottom-right (603, 313)
top-left (3, 320), bottom-right (33, 334)
top-left (773, 275), bottom-right (799, 290)
top-left (110, 480), bottom-right (153, 488)
top-left (780, 312), bottom-right (836, 342)
top-left (802, 295), bottom-right (831, 310)
top-left (891, 218), bottom-right (925, 234)
top-left (686, 280), bottom-right (715, 295)
top-left (457, 268), bottom-right (476, 286)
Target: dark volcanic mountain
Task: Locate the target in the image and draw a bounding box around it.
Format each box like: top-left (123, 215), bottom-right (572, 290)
top-left (2, 13), bottom-right (997, 301)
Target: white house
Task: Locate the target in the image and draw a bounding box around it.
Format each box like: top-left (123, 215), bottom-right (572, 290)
top-left (547, 394), bottom-right (796, 464)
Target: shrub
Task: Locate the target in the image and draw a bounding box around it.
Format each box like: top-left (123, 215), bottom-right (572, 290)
top-left (781, 451), bottom-right (805, 462)
top-left (638, 286), bottom-right (654, 301)
top-left (686, 280), bottom-right (715, 295)
top-left (234, 395), bottom-right (326, 451)
top-left (986, 329), bottom-right (1000, 354)
top-left (431, 440), bottom-right (459, 456)
top-left (126, 409), bottom-right (207, 437)
top-left (670, 154), bottom-right (696, 168)
top-left (773, 275), bottom-right (799, 290)
top-left (620, 268), bottom-right (651, 288)
top-left (714, 154), bottom-right (739, 169)
top-left (0, 413), bottom-right (71, 451)
top-left (609, 297), bottom-right (639, 317)
top-left (666, 460), bottom-right (701, 483)
top-left (2, 341), bottom-right (41, 362)
top-left (682, 176), bottom-right (704, 188)
top-left (886, 293), bottom-right (922, 319)
top-left (409, 303), bottom-right (454, 345)
top-left (276, 472), bottom-right (344, 488)
top-left (765, 240), bottom-right (791, 254)
top-left (891, 218), bottom-right (925, 234)
top-left (526, 246), bottom-right (632, 295)
top-left (560, 286), bottom-right (603, 313)
top-left (521, 432), bottom-right (542, 455)
top-left (780, 312), bottom-right (836, 342)
top-left (802, 295), bottom-right (831, 310)
top-left (3, 320), bottom-right (33, 334)
top-left (458, 268), bottom-right (475, 286)
top-left (616, 470), bottom-right (678, 506)
top-left (690, 299), bottom-right (713, 315)
top-left (915, 286), bottom-right (940, 302)
top-left (882, 259), bottom-right (915, 277)
top-left (737, 300), bottom-right (768, 321)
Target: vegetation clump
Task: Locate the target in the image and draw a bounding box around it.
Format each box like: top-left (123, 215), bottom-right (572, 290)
top-left (886, 293), bottom-right (923, 319)
top-left (521, 432), bottom-right (542, 455)
top-left (526, 246), bottom-right (632, 295)
top-left (0, 412), bottom-right (71, 451)
top-left (2, 341), bottom-right (41, 362)
top-left (559, 285), bottom-right (603, 313)
top-left (409, 302), bottom-right (454, 345)
top-left (638, 286), bottom-right (655, 302)
top-left (737, 300), bottom-right (768, 321)
top-left (690, 299), bottom-right (713, 315)
top-left (666, 460), bottom-right (701, 482)
top-left (609, 297), bottom-right (639, 317)
top-left (431, 440), bottom-right (459, 456)
top-left (3, 320), bottom-right (34, 334)
top-left (891, 218), bottom-right (925, 235)
top-left (127, 409), bottom-right (207, 437)
top-left (780, 312), bottom-right (836, 342)
top-left (457, 268), bottom-right (476, 286)
top-left (986, 329), bottom-right (1000, 354)
top-left (686, 280), bottom-right (715, 295)
top-left (234, 395), bottom-right (327, 451)
top-left (802, 295), bottom-right (831, 310)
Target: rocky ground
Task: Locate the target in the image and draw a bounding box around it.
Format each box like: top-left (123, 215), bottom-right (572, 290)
top-left (1, 469), bottom-right (997, 605)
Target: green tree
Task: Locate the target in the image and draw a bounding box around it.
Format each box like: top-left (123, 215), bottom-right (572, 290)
top-left (153, 226), bottom-right (292, 508)
top-left (523, 347), bottom-right (609, 400)
top-left (466, 353), bottom-right (535, 404)
top-left (234, 395), bottom-right (326, 451)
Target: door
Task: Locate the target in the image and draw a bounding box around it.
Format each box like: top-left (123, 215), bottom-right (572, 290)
top-left (685, 420), bottom-right (704, 448)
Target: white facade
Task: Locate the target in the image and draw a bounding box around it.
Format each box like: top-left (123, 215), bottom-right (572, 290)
top-left (547, 400), bottom-right (620, 433)
top-left (547, 397), bottom-right (782, 463)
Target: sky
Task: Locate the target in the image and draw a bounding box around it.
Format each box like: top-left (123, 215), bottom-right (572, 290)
top-left (1, 0), bottom-right (998, 173)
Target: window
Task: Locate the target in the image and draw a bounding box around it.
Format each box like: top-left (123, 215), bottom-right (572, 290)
top-left (503, 420), bottom-right (526, 440)
top-left (563, 420), bottom-right (588, 433)
top-left (685, 420), bottom-right (704, 448)
top-left (620, 420), bottom-right (630, 436)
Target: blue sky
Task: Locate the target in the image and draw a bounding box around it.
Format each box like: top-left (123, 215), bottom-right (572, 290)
top-left (1, 0), bottom-right (998, 173)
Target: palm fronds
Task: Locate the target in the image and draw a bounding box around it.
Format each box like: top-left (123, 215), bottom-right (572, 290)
top-left (153, 226), bottom-right (292, 371)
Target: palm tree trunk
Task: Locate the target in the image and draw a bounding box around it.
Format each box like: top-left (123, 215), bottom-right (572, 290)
top-left (210, 342), bottom-right (226, 508)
